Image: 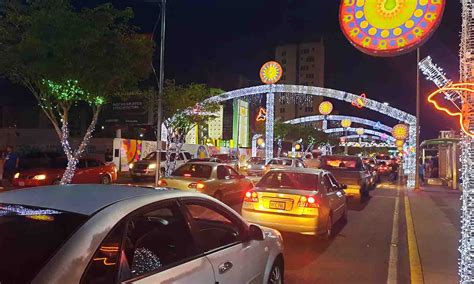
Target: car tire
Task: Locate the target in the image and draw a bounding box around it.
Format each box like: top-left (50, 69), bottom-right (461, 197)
top-left (101, 175), bottom-right (111, 185)
top-left (322, 214), bottom-right (333, 240)
top-left (268, 257), bottom-right (284, 284)
top-left (213, 191), bottom-right (223, 202)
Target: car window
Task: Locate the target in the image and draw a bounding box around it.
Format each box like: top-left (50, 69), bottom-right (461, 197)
top-left (183, 201), bottom-right (243, 252)
top-left (296, 160), bottom-right (305, 168)
top-left (323, 174), bottom-right (335, 192)
top-left (172, 164), bottom-right (212, 179)
top-left (269, 159), bottom-right (282, 165)
top-left (77, 159), bottom-right (87, 169)
top-left (184, 152), bottom-right (192, 159)
top-left (328, 174), bottom-right (339, 187)
top-left (178, 153), bottom-right (184, 160)
top-left (81, 222), bottom-right (127, 284)
top-left (257, 172), bottom-right (319, 191)
top-left (0, 204), bottom-right (88, 283)
top-left (217, 166), bottom-right (227, 180)
top-left (120, 202), bottom-right (199, 281)
top-left (87, 159), bottom-right (100, 168)
top-left (282, 159), bottom-right (293, 166)
top-left (225, 166), bottom-right (240, 178)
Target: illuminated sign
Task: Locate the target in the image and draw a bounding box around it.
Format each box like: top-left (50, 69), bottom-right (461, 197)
top-left (256, 107), bottom-right (267, 122)
top-left (352, 93), bottom-right (368, 109)
top-left (233, 100), bottom-right (250, 147)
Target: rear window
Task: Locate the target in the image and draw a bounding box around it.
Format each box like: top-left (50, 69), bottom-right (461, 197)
top-left (0, 204), bottom-right (88, 283)
top-left (172, 164), bottom-right (212, 179)
top-left (144, 152), bottom-right (171, 161)
top-left (268, 159), bottom-right (282, 165)
top-left (257, 172), bottom-right (319, 191)
top-left (321, 157), bottom-right (363, 170)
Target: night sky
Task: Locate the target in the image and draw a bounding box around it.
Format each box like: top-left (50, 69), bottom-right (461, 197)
top-left (1, 1), bottom-right (463, 140)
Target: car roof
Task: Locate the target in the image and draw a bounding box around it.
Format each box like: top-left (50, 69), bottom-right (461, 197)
top-left (268, 168), bottom-right (326, 174)
top-left (0, 185), bottom-right (171, 216)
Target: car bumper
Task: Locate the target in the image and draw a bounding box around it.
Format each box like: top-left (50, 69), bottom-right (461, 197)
top-left (12, 179), bottom-right (49, 187)
top-left (242, 208), bottom-right (321, 235)
top-left (130, 170), bottom-right (155, 177)
top-left (344, 185), bottom-right (362, 197)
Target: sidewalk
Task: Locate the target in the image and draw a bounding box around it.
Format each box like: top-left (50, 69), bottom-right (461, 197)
top-left (408, 186), bottom-right (460, 284)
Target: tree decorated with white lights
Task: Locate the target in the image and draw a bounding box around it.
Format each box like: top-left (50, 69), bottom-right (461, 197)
top-left (0, 0), bottom-right (153, 183)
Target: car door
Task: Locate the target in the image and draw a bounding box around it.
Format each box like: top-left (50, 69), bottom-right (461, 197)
top-left (72, 159), bottom-right (89, 184)
top-left (216, 165), bottom-right (233, 201)
top-left (327, 173), bottom-right (346, 219)
top-left (81, 200), bottom-right (215, 284)
top-left (225, 166), bottom-right (246, 200)
top-left (322, 174), bottom-right (344, 221)
top-left (181, 199), bottom-right (267, 284)
top-left (84, 159), bottom-right (102, 183)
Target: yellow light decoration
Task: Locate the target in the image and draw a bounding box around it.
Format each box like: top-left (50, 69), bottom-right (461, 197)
top-left (392, 123), bottom-right (409, 140)
top-left (395, 139), bottom-right (405, 147)
top-left (340, 0), bottom-right (446, 57)
top-left (341, 119), bottom-right (352, 128)
top-left (319, 101), bottom-right (334, 115)
top-left (256, 137), bottom-right (265, 147)
top-left (295, 143), bottom-right (302, 151)
top-left (356, 128), bottom-right (365, 135)
top-left (260, 61), bottom-right (283, 84)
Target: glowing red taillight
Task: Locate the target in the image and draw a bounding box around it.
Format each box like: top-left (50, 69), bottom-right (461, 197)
top-left (158, 179), bottom-right (167, 186)
top-left (244, 191), bottom-right (259, 202)
top-left (298, 196), bottom-right (319, 208)
top-left (188, 181), bottom-right (205, 190)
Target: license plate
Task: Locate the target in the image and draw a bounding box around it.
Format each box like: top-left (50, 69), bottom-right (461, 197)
top-left (269, 201), bottom-right (286, 210)
top-left (18, 181), bottom-right (25, 186)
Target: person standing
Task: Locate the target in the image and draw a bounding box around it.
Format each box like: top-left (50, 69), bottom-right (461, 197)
top-left (3, 146), bottom-right (19, 182)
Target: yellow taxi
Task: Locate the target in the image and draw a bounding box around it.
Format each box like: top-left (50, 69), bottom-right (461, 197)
top-left (241, 168), bottom-right (347, 238)
top-left (159, 162), bottom-right (254, 204)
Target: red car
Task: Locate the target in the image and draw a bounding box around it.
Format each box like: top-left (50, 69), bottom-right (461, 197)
top-left (12, 157), bottom-right (117, 187)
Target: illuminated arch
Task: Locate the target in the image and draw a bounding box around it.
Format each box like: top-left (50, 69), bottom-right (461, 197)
top-left (285, 115), bottom-right (393, 134)
top-left (205, 84), bottom-right (416, 188)
top-left (324, 127), bottom-right (396, 142)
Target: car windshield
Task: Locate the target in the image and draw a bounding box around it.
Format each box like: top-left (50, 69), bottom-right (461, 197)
top-left (172, 163), bottom-right (212, 179)
top-left (257, 172), bottom-right (319, 191)
top-left (249, 158), bottom-right (265, 165)
top-left (212, 154), bottom-right (235, 162)
top-left (321, 157), bottom-right (363, 170)
top-left (144, 152), bottom-right (171, 161)
top-left (49, 159), bottom-right (68, 169)
top-left (0, 204), bottom-right (88, 283)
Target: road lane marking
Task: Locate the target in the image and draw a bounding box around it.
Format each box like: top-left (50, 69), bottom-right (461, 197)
top-left (387, 190), bottom-right (400, 284)
top-left (405, 196), bottom-right (424, 284)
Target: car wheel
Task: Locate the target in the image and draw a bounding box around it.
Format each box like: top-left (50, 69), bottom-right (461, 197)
top-left (322, 214), bottom-right (333, 240)
top-left (101, 175), bottom-right (111, 185)
top-left (268, 257), bottom-right (284, 284)
top-left (213, 191), bottom-right (223, 202)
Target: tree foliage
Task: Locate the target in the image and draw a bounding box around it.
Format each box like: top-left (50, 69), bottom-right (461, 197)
top-left (0, 0), bottom-right (153, 183)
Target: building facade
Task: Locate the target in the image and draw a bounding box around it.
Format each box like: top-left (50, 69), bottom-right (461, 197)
top-left (275, 40), bottom-right (325, 121)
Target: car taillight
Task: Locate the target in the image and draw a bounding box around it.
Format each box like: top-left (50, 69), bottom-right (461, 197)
top-left (298, 196), bottom-right (319, 208)
top-left (158, 179), bottom-right (167, 186)
top-left (244, 191), bottom-right (259, 202)
top-left (188, 182), bottom-right (205, 190)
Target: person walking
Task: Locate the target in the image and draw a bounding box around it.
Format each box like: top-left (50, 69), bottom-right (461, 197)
top-left (3, 146), bottom-right (19, 183)
top-left (419, 160), bottom-right (425, 185)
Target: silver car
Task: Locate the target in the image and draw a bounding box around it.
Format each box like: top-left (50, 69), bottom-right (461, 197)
top-left (0, 185), bottom-right (284, 283)
top-left (265, 158), bottom-right (306, 173)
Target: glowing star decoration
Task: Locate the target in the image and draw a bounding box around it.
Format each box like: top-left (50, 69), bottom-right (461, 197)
top-left (352, 93), bottom-right (368, 109)
top-left (356, 128), bottom-right (365, 135)
top-left (339, 0), bottom-right (445, 57)
top-left (373, 121), bottom-right (383, 130)
top-left (256, 107), bottom-right (267, 122)
top-left (427, 83), bottom-right (474, 137)
top-left (392, 123), bottom-right (409, 140)
top-left (319, 101), bottom-right (334, 115)
top-left (341, 119), bottom-right (352, 128)
top-left (260, 61), bottom-right (283, 84)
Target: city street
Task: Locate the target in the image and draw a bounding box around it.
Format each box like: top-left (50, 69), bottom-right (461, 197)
top-left (115, 174), bottom-right (460, 284)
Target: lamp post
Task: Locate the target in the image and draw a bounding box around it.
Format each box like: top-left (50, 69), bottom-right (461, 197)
top-left (147, 0), bottom-right (166, 187)
top-left (341, 119), bottom-right (352, 155)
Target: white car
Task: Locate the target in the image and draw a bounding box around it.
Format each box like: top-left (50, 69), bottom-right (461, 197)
top-left (0, 185), bottom-right (284, 284)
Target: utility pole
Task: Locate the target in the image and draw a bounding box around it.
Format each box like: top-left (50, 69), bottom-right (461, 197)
top-left (155, 0), bottom-right (166, 187)
top-left (414, 48), bottom-right (421, 190)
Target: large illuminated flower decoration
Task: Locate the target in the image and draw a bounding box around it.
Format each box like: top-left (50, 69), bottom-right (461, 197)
top-left (340, 0), bottom-right (445, 57)
top-left (260, 61), bottom-right (283, 84)
top-left (319, 101), bottom-right (334, 115)
top-left (428, 83), bottom-right (474, 137)
top-left (392, 123), bottom-right (409, 140)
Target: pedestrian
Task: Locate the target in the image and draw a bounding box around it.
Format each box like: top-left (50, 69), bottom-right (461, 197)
top-left (104, 148), bottom-right (113, 162)
top-left (3, 145), bottom-right (19, 183)
top-left (419, 161), bottom-right (425, 185)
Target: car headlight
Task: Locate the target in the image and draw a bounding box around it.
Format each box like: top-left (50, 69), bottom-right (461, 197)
top-left (33, 174), bottom-right (47, 180)
top-left (148, 163), bottom-right (157, 170)
top-left (14, 172), bottom-right (20, 179)
top-left (247, 165), bottom-right (252, 169)
top-left (129, 163), bottom-right (134, 169)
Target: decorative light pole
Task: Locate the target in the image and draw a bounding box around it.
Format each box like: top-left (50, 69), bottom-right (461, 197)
top-left (341, 119), bottom-right (352, 154)
top-left (319, 101), bottom-right (333, 130)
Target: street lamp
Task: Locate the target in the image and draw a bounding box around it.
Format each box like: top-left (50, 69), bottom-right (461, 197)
top-left (341, 119), bottom-right (352, 154)
top-left (146, 0), bottom-right (166, 186)
top-left (319, 101), bottom-right (333, 130)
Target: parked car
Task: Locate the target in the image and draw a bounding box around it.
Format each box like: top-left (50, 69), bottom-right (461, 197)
top-left (0, 185), bottom-right (284, 283)
top-left (159, 162), bottom-right (254, 203)
top-left (129, 150), bottom-right (192, 181)
top-left (265, 158), bottom-right (306, 173)
top-left (242, 168), bottom-right (347, 238)
top-left (12, 157), bottom-right (117, 187)
top-left (319, 155), bottom-right (373, 201)
top-left (243, 157), bottom-right (266, 176)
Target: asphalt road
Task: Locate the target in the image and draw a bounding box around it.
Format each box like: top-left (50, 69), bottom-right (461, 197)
top-left (117, 175), bottom-right (411, 283)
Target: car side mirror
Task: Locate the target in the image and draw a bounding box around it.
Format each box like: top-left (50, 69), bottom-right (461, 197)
top-left (247, 224), bottom-right (265, 241)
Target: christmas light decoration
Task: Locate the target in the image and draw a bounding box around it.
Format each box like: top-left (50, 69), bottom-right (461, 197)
top-left (324, 127), bottom-right (396, 142)
top-left (256, 107), bottom-right (267, 122)
top-left (341, 119), bottom-right (352, 128)
top-left (265, 92), bottom-right (275, 163)
top-left (395, 139), bottom-right (405, 148)
top-left (392, 123), bottom-right (409, 140)
top-left (340, 141), bottom-right (392, 148)
top-left (286, 115), bottom-right (393, 134)
top-left (339, 0), bottom-right (446, 57)
top-left (319, 101), bottom-right (334, 115)
top-left (356, 128), bottom-right (365, 136)
top-left (352, 93), bottom-right (368, 109)
top-left (260, 61), bottom-right (283, 84)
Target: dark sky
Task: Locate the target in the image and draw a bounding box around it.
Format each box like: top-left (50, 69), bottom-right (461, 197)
top-left (1, 1), bottom-right (463, 139)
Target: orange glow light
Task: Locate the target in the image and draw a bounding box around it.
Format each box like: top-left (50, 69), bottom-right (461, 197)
top-left (93, 257), bottom-right (116, 266)
top-left (427, 83), bottom-right (474, 137)
top-left (256, 107), bottom-right (267, 122)
top-left (392, 124), bottom-right (409, 140)
top-left (352, 93), bottom-right (368, 109)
